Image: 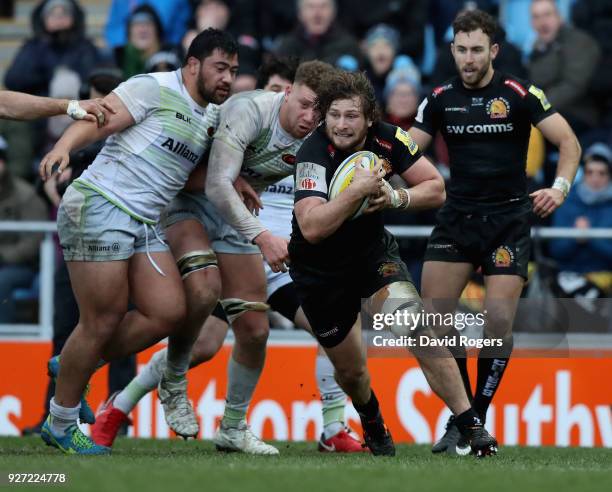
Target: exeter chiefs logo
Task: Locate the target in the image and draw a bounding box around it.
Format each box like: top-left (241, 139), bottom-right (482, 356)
top-left (492, 246), bottom-right (514, 267)
top-left (378, 262), bottom-right (401, 277)
top-left (486, 97), bottom-right (510, 119)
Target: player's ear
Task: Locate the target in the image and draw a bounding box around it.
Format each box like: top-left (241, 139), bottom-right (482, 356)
top-left (187, 56), bottom-right (200, 76)
top-left (284, 84), bottom-right (293, 102)
top-left (490, 43), bottom-right (499, 60)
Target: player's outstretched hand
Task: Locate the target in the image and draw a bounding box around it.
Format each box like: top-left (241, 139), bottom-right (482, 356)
top-left (254, 231), bottom-right (289, 273)
top-left (39, 147), bottom-right (70, 181)
top-left (234, 175), bottom-right (263, 215)
top-left (530, 188), bottom-right (564, 218)
top-left (70, 98), bottom-right (117, 127)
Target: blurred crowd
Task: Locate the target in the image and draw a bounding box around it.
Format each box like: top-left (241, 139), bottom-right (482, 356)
top-left (0, 0), bottom-right (610, 325)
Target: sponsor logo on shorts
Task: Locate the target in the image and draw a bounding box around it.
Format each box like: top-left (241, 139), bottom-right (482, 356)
top-left (319, 326), bottom-right (339, 338)
top-left (486, 97), bottom-right (510, 119)
top-left (492, 246), bottom-right (514, 267)
top-left (378, 261), bottom-right (401, 278)
top-left (87, 244), bottom-right (115, 252)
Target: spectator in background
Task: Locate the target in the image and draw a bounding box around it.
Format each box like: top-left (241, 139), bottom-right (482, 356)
top-left (528, 0), bottom-right (601, 137)
top-left (0, 136), bottom-right (48, 323)
top-left (4, 0), bottom-right (100, 96)
top-left (383, 64), bottom-right (421, 130)
top-left (572, 0), bottom-right (612, 133)
top-left (145, 50), bottom-right (182, 73)
top-left (114, 5), bottom-right (179, 79)
top-left (363, 24), bottom-right (400, 104)
top-left (274, 0), bottom-right (362, 67)
top-left (255, 55), bottom-right (298, 93)
top-left (337, 0), bottom-right (427, 61)
top-left (549, 143), bottom-right (612, 291)
top-left (104, 0), bottom-right (190, 50)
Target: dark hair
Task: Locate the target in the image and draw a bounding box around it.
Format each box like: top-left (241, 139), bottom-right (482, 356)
top-left (452, 9), bottom-right (498, 44)
top-left (315, 70), bottom-right (380, 123)
top-left (294, 60), bottom-right (336, 96)
top-left (256, 55), bottom-right (299, 89)
top-left (184, 28), bottom-right (238, 65)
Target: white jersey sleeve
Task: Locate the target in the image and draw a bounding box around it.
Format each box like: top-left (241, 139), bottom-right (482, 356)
top-left (113, 75), bottom-right (160, 124)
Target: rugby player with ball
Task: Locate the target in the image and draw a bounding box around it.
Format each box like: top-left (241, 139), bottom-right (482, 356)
top-left (289, 70), bottom-right (498, 457)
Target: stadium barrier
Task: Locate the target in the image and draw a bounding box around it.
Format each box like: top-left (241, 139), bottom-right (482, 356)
top-left (0, 222), bottom-right (611, 447)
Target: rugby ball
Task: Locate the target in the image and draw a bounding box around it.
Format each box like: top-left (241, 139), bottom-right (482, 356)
top-left (328, 150), bottom-right (378, 219)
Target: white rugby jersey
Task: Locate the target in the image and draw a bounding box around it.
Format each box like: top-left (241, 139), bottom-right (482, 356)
top-left (213, 90), bottom-right (303, 193)
top-left (77, 69), bottom-right (220, 224)
top-left (259, 175), bottom-right (294, 239)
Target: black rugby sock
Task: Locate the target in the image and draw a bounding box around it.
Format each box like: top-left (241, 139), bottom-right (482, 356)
top-left (354, 390), bottom-right (381, 424)
top-left (473, 337), bottom-right (514, 421)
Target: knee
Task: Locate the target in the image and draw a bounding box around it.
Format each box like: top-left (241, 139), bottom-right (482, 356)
top-left (335, 363), bottom-right (368, 388)
top-left (79, 311), bottom-right (124, 340)
top-left (234, 320), bottom-right (270, 349)
top-left (484, 308), bottom-right (514, 337)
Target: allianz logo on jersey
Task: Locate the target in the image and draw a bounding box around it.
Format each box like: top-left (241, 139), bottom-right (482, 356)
top-left (161, 137), bottom-right (199, 164)
top-left (446, 123), bottom-right (514, 134)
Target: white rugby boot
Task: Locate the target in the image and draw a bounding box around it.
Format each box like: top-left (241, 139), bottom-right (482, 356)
top-left (213, 420), bottom-right (279, 455)
top-left (157, 374), bottom-right (199, 438)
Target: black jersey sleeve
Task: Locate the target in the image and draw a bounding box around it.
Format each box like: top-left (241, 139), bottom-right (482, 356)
top-left (524, 82), bottom-right (557, 125)
top-left (412, 93), bottom-right (441, 136)
top-left (383, 123), bottom-right (423, 175)
top-left (294, 131), bottom-right (331, 203)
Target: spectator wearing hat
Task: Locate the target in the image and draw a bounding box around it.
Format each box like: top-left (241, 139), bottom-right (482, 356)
top-left (105, 0), bottom-right (190, 49)
top-left (4, 0), bottom-right (100, 96)
top-left (383, 62), bottom-right (421, 130)
top-left (113, 5), bottom-right (181, 79)
top-left (274, 0), bottom-right (362, 67)
top-left (363, 24), bottom-right (401, 104)
top-left (549, 143), bottom-right (612, 288)
top-left (0, 136), bottom-right (48, 323)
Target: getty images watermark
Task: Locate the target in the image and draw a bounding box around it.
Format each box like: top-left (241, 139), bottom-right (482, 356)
top-left (369, 309), bottom-right (502, 349)
top-left (362, 297), bottom-right (612, 358)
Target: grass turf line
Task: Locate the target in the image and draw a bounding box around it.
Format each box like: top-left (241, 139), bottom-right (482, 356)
top-left (0, 437), bottom-right (610, 492)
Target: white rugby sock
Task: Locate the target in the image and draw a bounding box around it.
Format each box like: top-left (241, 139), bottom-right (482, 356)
top-left (49, 397), bottom-right (80, 437)
top-left (114, 349), bottom-right (166, 414)
top-left (164, 344), bottom-right (191, 382)
top-left (316, 354), bottom-right (347, 439)
top-left (222, 357), bottom-right (262, 428)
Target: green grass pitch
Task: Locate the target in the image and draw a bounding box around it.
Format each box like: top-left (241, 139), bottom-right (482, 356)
top-left (1, 437), bottom-right (610, 492)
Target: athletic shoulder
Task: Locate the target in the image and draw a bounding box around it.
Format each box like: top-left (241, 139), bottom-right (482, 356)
top-left (296, 125), bottom-right (331, 163)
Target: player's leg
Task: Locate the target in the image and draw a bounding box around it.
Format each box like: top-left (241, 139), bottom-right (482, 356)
top-left (92, 305), bottom-right (229, 446)
top-left (268, 279), bottom-right (362, 452)
top-left (42, 259), bottom-right (128, 454)
top-left (472, 274), bottom-right (523, 422)
top-left (321, 317), bottom-right (393, 456)
top-left (421, 260), bottom-right (475, 453)
top-left (212, 252), bottom-right (278, 454)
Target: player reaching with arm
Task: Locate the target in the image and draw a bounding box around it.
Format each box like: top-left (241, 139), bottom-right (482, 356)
top-left (37, 28), bottom-right (238, 455)
top-left (0, 90), bottom-right (114, 125)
